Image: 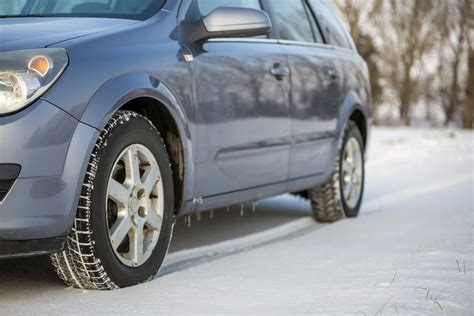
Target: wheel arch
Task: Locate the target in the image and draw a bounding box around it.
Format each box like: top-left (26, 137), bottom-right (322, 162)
top-left (79, 72), bottom-right (195, 213)
top-left (348, 109), bottom-right (367, 149)
top-left (121, 97), bottom-right (189, 213)
top-left (337, 90), bottom-right (371, 151)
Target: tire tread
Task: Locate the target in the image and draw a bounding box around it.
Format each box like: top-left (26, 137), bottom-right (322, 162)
top-left (51, 111), bottom-right (165, 290)
top-left (309, 121), bottom-right (361, 223)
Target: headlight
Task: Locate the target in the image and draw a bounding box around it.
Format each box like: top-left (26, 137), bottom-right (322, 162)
top-left (0, 49), bottom-right (68, 115)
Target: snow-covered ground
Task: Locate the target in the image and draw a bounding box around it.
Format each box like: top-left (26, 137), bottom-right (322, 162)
top-left (0, 127), bottom-right (472, 314)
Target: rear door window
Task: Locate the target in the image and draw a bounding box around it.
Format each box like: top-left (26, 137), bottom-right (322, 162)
top-left (308, 0), bottom-right (353, 49)
top-left (269, 0), bottom-right (314, 43)
top-left (197, 0), bottom-right (261, 15)
top-left (305, 3), bottom-right (324, 43)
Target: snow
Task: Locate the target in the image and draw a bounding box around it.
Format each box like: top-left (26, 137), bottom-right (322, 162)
top-left (0, 127), bottom-right (472, 314)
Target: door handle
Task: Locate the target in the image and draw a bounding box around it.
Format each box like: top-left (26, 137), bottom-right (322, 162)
top-left (327, 68), bottom-right (339, 80)
top-left (270, 64), bottom-right (290, 80)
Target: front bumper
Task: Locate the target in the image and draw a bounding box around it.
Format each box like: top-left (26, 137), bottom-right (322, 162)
top-left (0, 164), bottom-right (21, 202)
top-left (0, 100), bottom-right (99, 245)
top-left (0, 237), bottom-right (65, 259)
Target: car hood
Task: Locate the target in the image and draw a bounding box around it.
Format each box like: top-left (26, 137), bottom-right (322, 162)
top-left (0, 17), bottom-right (138, 52)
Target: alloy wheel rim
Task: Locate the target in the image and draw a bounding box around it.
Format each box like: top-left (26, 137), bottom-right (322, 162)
top-left (106, 144), bottom-right (164, 267)
top-left (341, 137), bottom-right (363, 209)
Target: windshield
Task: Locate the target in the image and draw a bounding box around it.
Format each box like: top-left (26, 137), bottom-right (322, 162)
top-left (0, 0), bottom-right (166, 20)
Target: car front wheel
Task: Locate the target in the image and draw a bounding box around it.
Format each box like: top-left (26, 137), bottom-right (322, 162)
top-left (51, 111), bottom-right (174, 289)
top-left (309, 120), bottom-right (365, 223)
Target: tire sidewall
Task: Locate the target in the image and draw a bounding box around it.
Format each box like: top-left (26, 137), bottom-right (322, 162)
top-left (90, 115), bottom-right (174, 288)
top-left (339, 122), bottom-right (365, 218)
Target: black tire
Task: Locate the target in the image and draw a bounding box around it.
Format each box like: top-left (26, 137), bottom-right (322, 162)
top-left (309, 120), bottom-right (365, 223)
top-left (51, 111), bottom-right (174, 289)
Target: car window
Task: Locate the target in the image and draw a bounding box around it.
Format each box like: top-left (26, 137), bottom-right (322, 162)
top-left (308, 0), bottom-right (353, 49)
top-left (0, 0), bottom-right (164, 19)
top-left (305, 2), bottom-right (324, 43)
top-left (269, 0), bottom-right (314, 43)
top-left (0, 0), bottom-right (27, 14)
top-left (53, 0), bottom-right (156, 15)
top-left (198, 0), bottom-right (261, 16)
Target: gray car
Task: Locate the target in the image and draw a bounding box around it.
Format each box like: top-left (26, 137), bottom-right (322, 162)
top-left (0, 0), bottom-right (372, 289)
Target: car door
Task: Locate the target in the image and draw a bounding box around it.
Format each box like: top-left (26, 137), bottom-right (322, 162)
top-left (185, 0), bottom-right (292, 199)
top-left (267, 0), bottom-right (343, 180)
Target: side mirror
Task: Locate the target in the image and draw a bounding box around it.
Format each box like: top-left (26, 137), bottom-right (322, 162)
top-left (186, 7), bottom-right (272, 42)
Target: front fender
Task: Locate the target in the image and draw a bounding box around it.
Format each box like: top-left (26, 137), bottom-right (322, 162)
top-left (79, 72), bottom-right (195, 206)
top-left (80, 72), bottom-right (191, 138)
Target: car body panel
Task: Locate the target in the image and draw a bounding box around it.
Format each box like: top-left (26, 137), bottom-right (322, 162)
top-left (0, 100), bottom-right (78, 178)
top-left (0, 100), bottom-right (98, 240)
top-left (0, 17), bottom-right (138, 51)
top-left (282, 41), bottom-right (341, 179)
top-left (332, 47), bottom-right (372, 147)
top-left (190, 39), bottom-right (292, 198)
top-left (42, 11), bottom-right (182, 119)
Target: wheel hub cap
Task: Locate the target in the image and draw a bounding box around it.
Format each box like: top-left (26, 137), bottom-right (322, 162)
top-left (129, 197), bottom-right (139, 214)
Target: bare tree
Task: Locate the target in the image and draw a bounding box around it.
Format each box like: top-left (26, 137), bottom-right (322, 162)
top-left (334, 0), bottom-right (473, 128)
top-left (462, 0), bottom-right (474, 129)
top-left (436, 0), bottom-right (472, 126)
top-left (464, 48), bottom-right (474, 129)
top-left (373, 0), bottom-right (439, 125)
top-left (333, 0), bottom-right (382, 43)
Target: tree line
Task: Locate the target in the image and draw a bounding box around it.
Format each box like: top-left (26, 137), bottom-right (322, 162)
top-left (333, 0), bottom-right (473, 128)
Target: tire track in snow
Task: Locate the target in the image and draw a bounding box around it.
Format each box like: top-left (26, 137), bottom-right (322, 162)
top-left (362, 173), bottom-right (473, 214)
top-left (159, 217), bottom-right (319, 277)
top-left (161, 173), bottom-right (473, 277)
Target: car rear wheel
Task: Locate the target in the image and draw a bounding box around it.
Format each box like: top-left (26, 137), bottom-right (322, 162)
top-left (51, 111), bottom-right (174, 289)
top-left (309, 120), bottom-right (365, 223)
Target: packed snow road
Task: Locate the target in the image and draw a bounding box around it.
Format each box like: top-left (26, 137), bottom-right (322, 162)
top-left (0, 128), bottom-right (472, 314)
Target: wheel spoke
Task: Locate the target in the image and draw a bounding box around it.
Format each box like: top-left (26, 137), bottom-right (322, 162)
top-left (353, 150), bottom-right (362, 169)
top-left (124, 146), bottom-right (141, 185)
top-left (146, 204), bottom-right (162, 231)
top-left (351, 141), bottom-right (358, 160)
top-left (108, 179), bottom-right (130, 206)
top-left (354, 166), bottom-right (363, 181)
top-left (352, 181), bottom-right (361, 205)
top-left (129, 225), bottom-right (144, 265)
top-left (142, 164), bottom-right (160, 195)
top-left (110, 215), bottom-right (132, 250)
top-left (342, 160), bottom-right (352, 176)
top-left (351, 184), bottom-right (358, 200)
top-left (343, 180), bottom-right (353, 200)
top-left (346, 143), bottom-right (353, 162)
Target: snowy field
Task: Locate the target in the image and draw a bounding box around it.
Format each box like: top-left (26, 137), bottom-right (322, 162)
top-left (0, 127), bottom-right (472, 315)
